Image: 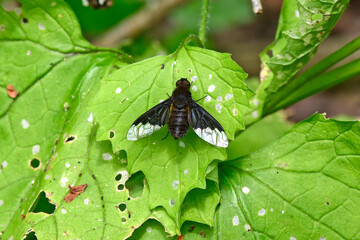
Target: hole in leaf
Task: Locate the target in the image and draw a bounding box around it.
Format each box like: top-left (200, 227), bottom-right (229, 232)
top-left (188, 68), bottom-right (192, 73)
top-left (121, 216), bottom-right (126, 223)
top-left (325, 201), bottom-right (330, 205)
top-left (266, 50), bottom-right (273, 58)
top-left (125, 171), bottom-right (145, 198)
top-left (23, 230), bottom-right (37, 240)
top-left (64, 135), bottom-right (76, 144)
top-left (109, 131), bottom-right (115, 139)
top-left (30, 158), bottom-right (41, 169)
top-left (117, 184), bottom-right (125, 191)
top-left (118, 203), bottom-right (126, 212)
top-left (29, 191), bottom-right (56, 214)
top-left (22, 18), bottom-right (28, 23)
top-left (115, 173), bottom-right (122, 181)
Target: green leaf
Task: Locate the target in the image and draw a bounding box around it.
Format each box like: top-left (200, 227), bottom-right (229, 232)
top-left (249, 0), bottom-right (349, 122)
top-left (128, 219), bottom-right (176, 240)
top-left (0, 0), bottom-right (113, 231)
top-left (181, 114), bottom-right (360, 239)
top-left (181, 180), bottom-right (219, 226)
top-left (217, 114), bottom-right (360, 239)
top-left (90, 45), bottom-right (253, 227)
top-left (0, 0), bottom-right (177, 238)
top-left (228, 112), bottom-right (293, 159)
top-left (264, 36), bottom-right (360, 115)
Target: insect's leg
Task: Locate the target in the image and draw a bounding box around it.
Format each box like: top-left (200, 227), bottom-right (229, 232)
top-left (162, 131), bottom-right (169, 140)
top-left (166, 93), bottom-right (171, 98)
top-left (195, 95), bottom-right (207, 102)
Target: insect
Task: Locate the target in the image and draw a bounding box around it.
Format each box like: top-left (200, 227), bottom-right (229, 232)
top-left (126, 78), bottom-right (228, 148)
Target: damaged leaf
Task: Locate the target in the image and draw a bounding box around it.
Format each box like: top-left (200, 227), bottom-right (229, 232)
top-left (64, 184), bottom-right (88, 203)
top-left (6, 84), bottom-right (18, 98)
top-left (90, 44), bottom-right (253, 228)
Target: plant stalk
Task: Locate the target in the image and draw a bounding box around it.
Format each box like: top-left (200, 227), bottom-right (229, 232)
top-left (270, 58), bottom-right (360, 113)
top-left (199, 0), bottom-right (210, 46)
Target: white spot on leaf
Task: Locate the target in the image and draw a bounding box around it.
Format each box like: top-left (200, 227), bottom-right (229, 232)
top-left (232, 215), bottom-right (239, 226)
top-left (60, 176), bottom-right (69, 187)
top-left (146, 227), bottom-right (152, 233)
top-left (208, 85), bottom-right (215, 92)
top-left (38, 23), bottom-right (45, 30)
top-left (253, 99), bottom-right (259, 106)
top-left (102, 153), bottom-right (112, 160)
top-left (192, 85), bottom-right (198, 91)
top-left (225, 94), bottom-right (233, 101)
top-left (282, 210), bottom-right (285, 214)
top-left (217, 96), bottom-right (223, 102)
top-left (84, 199), bottom-right (89, 205)
top-left (209, 74), bottom-right (212, 79)
top-left (21, 119), bottom-right (29, 129)
top-left (0, 200), bottom-right (4, 206)
top-left (116, 88), bottom-right (121, 94)
top-left (252, 111), bottom-right (259, 118)
top-left (215, 104), bottom-right (222, 113)
top-left (191, 76), bottom-right (197, 82)
top-left (258, 208), bottom-right (266, 216)
top-left (295, 10), bottom-right (299, 17)
top-left (232, 109), bottom-right (238, 116)
top-left (169, 198), bottom-right (175, 206)
top-left (290, 237), bottom-right (296, 240)
top-left (205, 96), bottom-right (211, 102)
top-left (244, 224), bottom-right (251, 231)
top-left (26, 50), bottom-right (31, 56)
top-left (184, 169), bottom-right (189, 175)
top-left (87, 113), bottom-right (93, 123)
top-left (242, 187), bottom-right (250, 194)
top-left (61, 209), bottom-right (67, 214)
top-left (65, 163), bottom-right (70, 168)
top-left (1, 160), bottom-right (7, 169)
top-left (32, 145), bottom-right (40, 155)
top-left (179, 141), bottom-right (185, 148)
top-left (172, 180), bottom-right (180, 190)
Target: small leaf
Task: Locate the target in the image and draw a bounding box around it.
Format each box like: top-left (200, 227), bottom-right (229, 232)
top-left (91, 45), bottom-right (253, 227)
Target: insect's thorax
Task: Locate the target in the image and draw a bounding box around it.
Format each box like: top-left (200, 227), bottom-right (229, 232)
top-left (168, 88), bottom-right (192, 139)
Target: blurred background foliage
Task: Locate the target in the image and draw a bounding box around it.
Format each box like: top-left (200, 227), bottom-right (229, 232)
top-left (2, 0), bottom-right (359, 121)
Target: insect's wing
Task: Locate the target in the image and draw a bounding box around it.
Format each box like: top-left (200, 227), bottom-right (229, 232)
top-left (188, 100), bottom-right (228, 148)
top-left (127, 98), bottom-right (171, 140)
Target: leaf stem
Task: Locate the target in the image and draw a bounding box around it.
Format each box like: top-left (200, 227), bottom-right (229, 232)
top-left (264, 36), bottom-right (360, 115)
top-left (199, 0), bottom-right (210, 46)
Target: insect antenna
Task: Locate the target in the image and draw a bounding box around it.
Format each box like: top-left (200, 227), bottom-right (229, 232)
top-left (195, 95), bottom-right (207, 102)
top-left (162, 131), bottom-right (169, 140)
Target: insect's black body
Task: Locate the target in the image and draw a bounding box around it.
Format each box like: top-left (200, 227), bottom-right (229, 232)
top-left (168, 79), bottom-right (191, 139)
top-left (127, 78), bottom-right (229, 148)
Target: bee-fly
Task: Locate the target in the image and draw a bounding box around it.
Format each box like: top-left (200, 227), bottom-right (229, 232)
top-left (127, 78), bottom-right (228, 148)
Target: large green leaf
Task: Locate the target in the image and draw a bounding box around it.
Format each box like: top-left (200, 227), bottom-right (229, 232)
top-left (90, 45), bottom-right (253, 227)
top-left (247, 0), bottom-right (350, 122)
top-left (0, 0), bottom-right (177, 238)
top-left (182, 114), bottom-right (360, 239)
top-left (0, 0), bottom-right (103, 232)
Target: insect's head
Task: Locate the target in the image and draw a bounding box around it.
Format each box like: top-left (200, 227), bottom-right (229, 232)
top-left (176, 78), bottom-right (190, 89)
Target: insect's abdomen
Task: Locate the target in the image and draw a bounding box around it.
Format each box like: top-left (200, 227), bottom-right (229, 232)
top-left (168, 106), bottom-right (189, 139)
